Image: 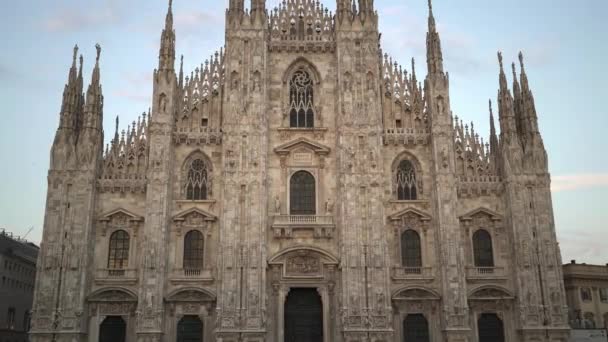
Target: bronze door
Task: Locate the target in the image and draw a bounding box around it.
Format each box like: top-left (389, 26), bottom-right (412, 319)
top-left (285, 288), bottom-right (323, 342)
top-left (478, 313), bottom-right (505, 342)
top-left (177, 316), bottom-right (203, 342)
top-left (99, 316), bottom-right (126, 342)
top-left (403, 314), bottom-right (430, 342)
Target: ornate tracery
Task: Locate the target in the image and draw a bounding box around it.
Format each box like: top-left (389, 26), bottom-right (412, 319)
top-left (184, 158), bottom-right (211, 200)
top-left (396, 160), bottom-right (418, 200)
top-left (289, 70), bottom-right (315, 128)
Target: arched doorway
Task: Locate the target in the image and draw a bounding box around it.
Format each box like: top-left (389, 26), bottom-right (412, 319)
top-left (285, 288), bottom-right (323, 342)
top-left (403, 314), bottom-right (430, 342)
top-left (478, 313), bottom-right (504, 342)
top-left (177, 315), bottom-right (203, 342)
top-left (99, 316), bottom-right (126, 342)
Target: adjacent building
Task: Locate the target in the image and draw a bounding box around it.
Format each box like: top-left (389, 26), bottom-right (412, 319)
top-left (0, 229), bottom-right (39, 341)
top-left (564, 261), bottom-right (608, 330)
top-left (30, 0), bottom-right (571, 341)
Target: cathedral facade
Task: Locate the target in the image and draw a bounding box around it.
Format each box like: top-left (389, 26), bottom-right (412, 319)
top-left (31, 0), bottom-right (571, 341)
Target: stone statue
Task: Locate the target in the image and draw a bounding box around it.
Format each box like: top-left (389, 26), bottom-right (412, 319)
top-left (274, 196), bottom-right (281, 214)
top-left (325, 198), bottom-right (334, 214)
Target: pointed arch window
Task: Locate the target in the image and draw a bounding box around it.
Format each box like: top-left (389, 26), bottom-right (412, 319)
top-left (396, 160), bottom-right (418, 200)
top-left (401, 230), bottom-right (422, 268)
top-left (185, 158), bottom-right (209, 200)
top-left (183, 230), bottom-right (204, 270)
top-left (289, 70), bottom-right (315, 128)
top-left (108, 230), bottom-right (130, 269)
top-left (290, 171), bottom-right (316, 215)
top-left (473, 229), bottom-right (494, 267)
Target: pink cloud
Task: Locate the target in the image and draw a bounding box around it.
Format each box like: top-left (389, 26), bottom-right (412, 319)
top-left (42, 1), bottom-right (123, 32)
top-left (551, 173), bottom-right (608, 192)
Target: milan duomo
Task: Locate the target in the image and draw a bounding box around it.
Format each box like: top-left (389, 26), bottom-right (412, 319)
top-left (31, 0), bottom-right (571, 341)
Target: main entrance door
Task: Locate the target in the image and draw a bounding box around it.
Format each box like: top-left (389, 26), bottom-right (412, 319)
top-left (285, 288), bottom-right (323, 342)
top-left (177, 315), bottom-right (203, 342)
top-left (99, 316), bottom-right (126, 342)
top-left (478, 313), bottom-right (505, 342)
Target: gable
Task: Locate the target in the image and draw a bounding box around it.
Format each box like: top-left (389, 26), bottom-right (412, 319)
top-left (98, 208), bottom-right (144, 223)
top-left (274, 137), bottom-right (331, 156)
top-left (173, 207), bottom-right (217, 223)
top-left (459, 207), bottom-right (503, 222)
top-left (389, 207), bottom-right (432, 222)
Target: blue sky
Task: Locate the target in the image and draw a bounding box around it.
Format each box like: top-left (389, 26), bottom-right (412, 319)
top-left (0, 0), bottom-right (606, 263)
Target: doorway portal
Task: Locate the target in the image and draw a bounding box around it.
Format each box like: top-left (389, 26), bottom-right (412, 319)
top-left (99, 316), bottom-right (126, 342)
top-left (285, 288), bottom-right (323, 342)
top-left (478, 313), bottom-right (505, 342)
top-left (403, 314), bottom-right (430, 342)
top-left (177, 315), bottom-right (203, 342)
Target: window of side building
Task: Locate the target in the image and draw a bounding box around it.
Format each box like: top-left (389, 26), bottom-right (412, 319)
top-left (581, 287), bottom-right (593, 302)
top-left (600, 288), bottom-right (608, 303)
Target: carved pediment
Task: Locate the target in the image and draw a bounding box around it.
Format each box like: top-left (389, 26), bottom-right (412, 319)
top-left (389, 208), bottom-right (432, 223)
top-left (469, 286), bottom-right (514, 300)
top-left (274, 138), bottom-right (331, 156)
top-left (99, 208), bottom-right (144, 225)
top-left (166, 288), bottom-right (216, 302)
top-left (459, 208), bottom-right (502, 222)
top-left (173, 207), bottom-right (217, 224)
top-left (393, 287), bottom-right (440, 301)
top-left (88, 288), bottom-right (137, 303)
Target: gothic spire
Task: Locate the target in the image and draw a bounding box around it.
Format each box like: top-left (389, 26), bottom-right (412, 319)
top-left (512, 62), bottom-right (525, 136)
top-left (159, 0), bottom-right (176, 71)
top-left (519, 52), bottom-right (539, 134)
top-left (489, 99), bottom-right (499, 155)
top-left (83, 44), bottom-right (104, 131)
top-left (179, 55), bottom-right (184, 89)
top-left (426, 0), bottom-right (444, 75)
top-left (496, 52), bottom-right (518, 138)
top-left (59, 45), bottom-right (85, 131)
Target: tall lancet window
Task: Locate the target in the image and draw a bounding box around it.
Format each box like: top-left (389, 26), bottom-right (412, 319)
top-left (183, 230), bottom-right (204, 270)
top-left (396, 160), bottom-right (418, 200)
top-left (473, 229), bottom-right (495, 267)
top-left (108, 230), bottom-right (130, 269)
top-left (289, 70), bottom-right (315, 128)
top-left (186, 159), bottom-right (209, 200)
top-left (290, 171), bottom-right (316, 215)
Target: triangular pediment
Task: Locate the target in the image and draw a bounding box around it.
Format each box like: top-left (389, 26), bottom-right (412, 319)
top-left (173, 207), bottom-right (217, 222)
top-left (459, 207), bottom-right (502, 222)
top-left (99, 208), bottom-right (144, 222)
top-left (274, 137), bottom-right (331, 156)
top-left (389, 207), bottom-right (432, 222)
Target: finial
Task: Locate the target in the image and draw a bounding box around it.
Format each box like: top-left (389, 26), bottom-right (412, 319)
top-left (169, 0), bottom-right (173, 10)
top-left (78, 55), bottom-right (84, 77)
top-left (115, 115), bottom-right (119, 131)
top-left (512, 62), bottom-right (517, 79)
top-left (519, 51), bottom-right (525, 71)
top-left (72, 45), bottom-right (79, 66)
top-left (428, 0), bottom-right (433, 13)
top-left (95, 43), bottom-right (102, 62)
top-left (497, 51), bottom-right (503, 70)
top-left (489, 99), bottom-right (493, 116)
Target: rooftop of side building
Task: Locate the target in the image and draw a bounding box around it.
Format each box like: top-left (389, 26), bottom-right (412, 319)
top-left (0, 228), bottom-right (39, 264)
top-left (563, 260), bottom-right (608, 281)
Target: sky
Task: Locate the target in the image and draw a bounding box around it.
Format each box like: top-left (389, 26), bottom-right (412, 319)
top-left (0, 0), bottom-right (606, 264)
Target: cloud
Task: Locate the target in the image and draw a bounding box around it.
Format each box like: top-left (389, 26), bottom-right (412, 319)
top-left (113, 89), bottom-right (151, 103)
top-left (551, 173), bottom-right (608, 192)
top-left (42, 0), bottom-right (123, 32)
top-left (558, 228), bottom-right (608, 265)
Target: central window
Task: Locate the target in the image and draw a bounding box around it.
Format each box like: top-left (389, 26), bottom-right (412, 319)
top-left (290, 171), bottom-right (316, 215)
top-left (289, 70), bottom-right (315, 128)
top-left (185, 159), bottom-right (209, 200)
